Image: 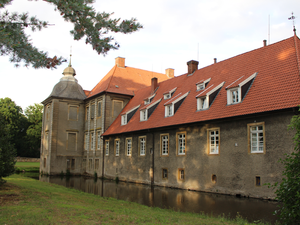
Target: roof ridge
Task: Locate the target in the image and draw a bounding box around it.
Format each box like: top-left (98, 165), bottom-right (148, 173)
top-left (104, 65), bottom-right (117, 91)
top-left (293, 34), bottom-right (300, 77)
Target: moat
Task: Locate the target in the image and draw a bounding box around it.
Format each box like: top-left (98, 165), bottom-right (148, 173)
top-left (38, 175), bottom-right (278, 224)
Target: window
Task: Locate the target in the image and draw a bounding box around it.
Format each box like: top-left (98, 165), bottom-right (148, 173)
top-left (46, 104), bottom-right (51, 121)
top-left (66, 132), bottom-right (77, 151)
top-left (85, 106), bottom-right (89, 120)
top-left (68, 105), bottom-right (78, 121)
top-left (97, 101), bottom-right (102, 117)
top-left (126, 138), bottom-right (132, 156)
top-left (248, 122), bottom-right (265, 153)
top-left (196, 78), bottom-right (211, 91)
top-left (91, 103), bottom-right (95, 119)
top-left (144, 94), bottom-right (155, 105)
top-left (196, 82), bottom-right (224, 110)
top-left (90, 132), bottom-right (95, 150)
top-left (161, 134), bottom-right (169, 156)
top-left (115, 139), bottom-right (120, 156)
top-left (197, 97), bottom-right (208, 110)
top-left (178, 169), bottom-right (185, 181)
top-left (121, 105), bottom-right (140, 125)
top-left (84, 133), bottom-right (88, 150)
top-left (208, 128), bottom-right (220, 155)
top-left (95, 159), bottom-right (100, 170)
top-left (89, 159), bottom-right (92, 170)
top-left (67, 159), bottom-right (70, 170)
top-left (82, 159), bottom-right (86, 169)
top-left (163, 87), bottom-right (177, 100)
top-left (255, 176), bottom-right (261, 186)
top-left (112, 100), bottom-right (123, 118)
top-left (71, 159), bottom-right (75, 169)
top-left (139, 136), bottom-right (146, 156)
top-left (162, 169), bottom-right (168, 179)
top-left (44, 158), bottom-right (46, 168)
top-left (140, 99), bottom-right (161, 121)
top-left (44, 132), bottom-right (49, 151)
top-left (212, 174), bottom-right (217, 183)
top-left (97, 131), bottom-right (101, 150)
top-left (105, 140), bottom-right (109, 156)
top-left (177, 132), bottom-right (186, 155)
top-left (226, 72), bottom-right (257, 105)
top-left (164, 92), bottom-right (189, 117)
top-left (140, 110), bottom-right (147, 121)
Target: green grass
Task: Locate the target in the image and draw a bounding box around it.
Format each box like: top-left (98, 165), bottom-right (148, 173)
top-left (0, 174), bottom-right (271, 225)
top-left (15, 162), bottom-right (40, 173)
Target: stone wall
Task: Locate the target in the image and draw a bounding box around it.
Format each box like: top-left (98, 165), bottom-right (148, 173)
top-left (16, 157), bottom-right (40, 162)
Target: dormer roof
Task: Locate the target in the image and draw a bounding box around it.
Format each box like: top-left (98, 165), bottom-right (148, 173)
top-left (103, 35), bottom-right (300, 136)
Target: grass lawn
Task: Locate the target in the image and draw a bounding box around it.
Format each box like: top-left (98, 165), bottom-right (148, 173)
top-left (0, 174), bottom-right (271, 225)
top-left (15, 162), bottom-right (40, 173)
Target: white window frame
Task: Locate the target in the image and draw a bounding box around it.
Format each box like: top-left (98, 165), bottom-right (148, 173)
top-left (126, 138), bottom-right (132, 156)
top-left (197, 96), bottom-right (208, 110)
top-left (177, 132), bottom-right (186, 155)
top-left (164, 92), bottom-right (189, 117)
top-left (140, 109), bottom-right (147, 121)
top-left (196, 78), bottom-right (211, 91)
top-left (161, 134), bottom-right (169, 156)
top-left (248, 122), bottom-right (265, 153)
top-left (91, 132), bottom-right (95, 150)
top-left (163, 87), bottom-right (177, 100)
top-left (97, 131), bottom-right (101, 150)
top-left (144, 93), bottom-right (156, 105)
top-left (139, 136), bottom-right (146, 156)
top-left (208, 128), bottom-right (220, 155)
top-left (226, 72), bottom-right (257, 105)
top-left (121, 105), bottom-right (140, 126)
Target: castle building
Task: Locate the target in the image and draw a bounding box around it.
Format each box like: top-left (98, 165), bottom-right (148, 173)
top-left (41, 34), bottom-right (300, 199)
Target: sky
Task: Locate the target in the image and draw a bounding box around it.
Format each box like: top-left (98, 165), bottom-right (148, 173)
top-left (0, 0), bottom-right (299, 110)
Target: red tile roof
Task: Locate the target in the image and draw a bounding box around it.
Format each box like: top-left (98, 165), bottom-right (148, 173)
top-left (103, 35), bottom-right (300, 136)
top-left (86, 64), bottom-right (169, 98)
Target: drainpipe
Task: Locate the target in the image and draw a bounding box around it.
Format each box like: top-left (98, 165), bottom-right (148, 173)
top-left (151, 132), bottom-right (154, 186)
top-left (102, 94), bottom-right (106, 179)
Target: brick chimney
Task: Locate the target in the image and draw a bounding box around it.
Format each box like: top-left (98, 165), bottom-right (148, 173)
top-left (214, 58), bottom-right (217, 64)
top-left (263, 40), bottom-right (267, 47)
top-left (165, 68), bottom-right (174, 78)
top-left (115, 57), bottom-right (125, 68)
top-left (187, 60), bottom-right (199, 75)
top-left (151, 77), bottom-right (158, 93)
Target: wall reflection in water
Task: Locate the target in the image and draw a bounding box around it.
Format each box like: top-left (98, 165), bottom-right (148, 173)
top-left (40, 176), bottom-right (278, 224)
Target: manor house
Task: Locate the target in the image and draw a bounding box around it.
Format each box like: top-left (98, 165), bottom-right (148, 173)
top-left (40, 34), bottom-right (300, 199)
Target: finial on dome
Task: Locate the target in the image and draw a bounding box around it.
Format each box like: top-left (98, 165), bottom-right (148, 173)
top-left (69, 46), bottom-right (72, 67)
top-left (62, 46), bottom-right (76, 76)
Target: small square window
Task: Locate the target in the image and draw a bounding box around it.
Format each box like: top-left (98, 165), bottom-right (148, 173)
top-left (197, 83), bottom-right (205, 91)
top-left (212, 174), bottom-right (217, 183)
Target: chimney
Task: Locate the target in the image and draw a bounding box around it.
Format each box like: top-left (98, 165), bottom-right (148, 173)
top-left (165, 68), bottom-right (174, 78)
top-left (187, 60), bottom-right (199, 75)
top-left (263, 40), bottom-right (267, 47)
top-left (151, 77), bottom-right (158, 93)
top-left (214, 58), bottom-right (217, 64)
top-left (115, 57), bottom-right (125, 68)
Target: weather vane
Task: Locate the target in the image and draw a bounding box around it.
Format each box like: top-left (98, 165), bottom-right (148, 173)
top-left (288, 12), bottom-right (296, 33)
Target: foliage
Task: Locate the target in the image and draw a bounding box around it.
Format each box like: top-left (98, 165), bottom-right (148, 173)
top-left (24, 103), bottom-right (43, 157)
top-left (0, 114), bottom-right (16, 184)
top-left (0, 97), bottom-right (28, 157)
top-left (269, 111), bottom-right (300, 224)
top-left (0, 0), bottom-right (142, 68)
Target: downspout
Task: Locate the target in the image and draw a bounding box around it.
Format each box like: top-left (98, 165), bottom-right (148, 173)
top-left (151, 132), bottom-right (154, 186)
top-left (102, 93), bottom-right (106, 179)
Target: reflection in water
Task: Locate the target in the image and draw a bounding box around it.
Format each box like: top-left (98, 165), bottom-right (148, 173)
top-left (40, 176), bottom-right (278, 224)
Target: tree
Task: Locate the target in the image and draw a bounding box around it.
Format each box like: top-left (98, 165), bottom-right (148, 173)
top-left (269, 111), bottom-right (300, 224)
top-left (0, 98), bottom-right (29, 157)
top-left (0, 0), bottom-right (142, 68)
top-left (24, 103), bottom-right (43, 157)
top-left (0, 109), bottom-right (16, 185)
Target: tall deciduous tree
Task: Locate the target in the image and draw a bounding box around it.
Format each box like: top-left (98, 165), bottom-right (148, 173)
top-left (0, 0), bottom-right (142, 68)
top-left (24, 103), bottom-right (43, 157)
top-left (269, 110), bottom-right (300, 224)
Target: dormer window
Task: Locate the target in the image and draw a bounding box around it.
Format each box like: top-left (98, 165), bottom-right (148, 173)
top-left (197, 97), bottom-right (208, 110)
top-left (121, 105), bottom-right (140, 125)
top-left (163, 87), bottom-right (177, 100)
top-left (196, 82), bottom-right (224, 111)
top-left (196, 78), bottom-right (211, 91)
top-left (140, 99), bottom-right (161, 121)
top-left (164, 92), bottom-right (189, 117)
top-left (226, 72), bottom-right (257, 105)
top-left (144, 94), bottom-right (155, 105)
